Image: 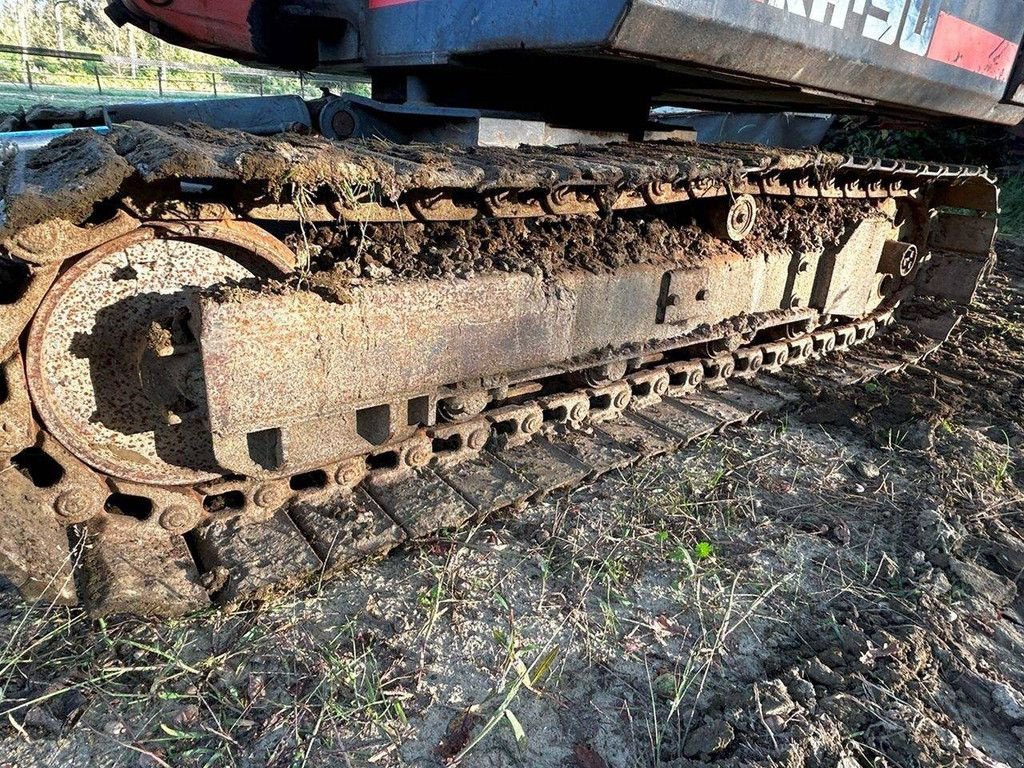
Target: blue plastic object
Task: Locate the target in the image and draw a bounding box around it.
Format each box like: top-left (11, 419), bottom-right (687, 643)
top-left (0, 126), bottom-right (110, 151)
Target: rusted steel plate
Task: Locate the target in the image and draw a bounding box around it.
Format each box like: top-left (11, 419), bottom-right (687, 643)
top-left (682, 393), bottom-right (752, 428)
top-left (197, 255), bottom-right (826, 477)
top-left (710, 382), bottom-right (788, 418)
top-left (552, 428), bottom-right (640, 475)
top-left (0, 262), bottom-right (58, 361)
top-left (918, 252), bottom-right (995, 303)
top-left (80, 516), bottom-right (209, 617)
top-left (928, 212), bottom-right (998, 256)
top-left (0, 469), bottom-right (78, 605)
top-left (0, 352), bottom-right (33, 463)
top-left (194, 510), bottom-right (322, 604)
top-left (497, 438), bottom-right (590, 497)
top-left (436, 454), bottom-right (536, 513)
top-left (639, 397), bottom-right (721, 442)
top-left (289, 489), bottom-right (406, 570)
top-left (366, 469), bottom-right (475, 539)
top-left (596, 412), bottom-right (681, 457)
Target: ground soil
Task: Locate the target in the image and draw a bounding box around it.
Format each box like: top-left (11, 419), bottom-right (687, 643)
top-left (1, 235), bottom-right (1023, 767)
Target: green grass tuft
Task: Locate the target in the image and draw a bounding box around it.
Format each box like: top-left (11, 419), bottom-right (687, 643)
top-left (999, 171), bottom-right (1024, 241)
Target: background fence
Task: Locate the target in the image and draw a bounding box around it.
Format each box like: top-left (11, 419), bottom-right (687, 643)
top-left (0, 44), bottom-right (368, 112)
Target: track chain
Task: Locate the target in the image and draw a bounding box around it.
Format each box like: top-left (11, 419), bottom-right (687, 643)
top-left (0, 129), bottom-right (997, 615)
top-left (59, 302), bottom-right (943, 615)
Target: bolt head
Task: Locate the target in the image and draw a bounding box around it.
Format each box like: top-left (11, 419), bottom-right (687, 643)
top-left (253, 484), bottom-right (288, 509)
top-left (653, 377), bottom-right (669, 396)
top-left (467, 428), bottom-right (490, 451)
top-left (406, 445), bottom-right (432, 468)
top-left (570, 403), bottom-right (589, 422)
top-left (54, 490), bottom-right (90, 520)
top-left (335, 462), bottom-right (364, 487)
top-left (522, 414), bottom-right (543, 434)
top-left (613, 391), bottom-right (631, 410)
top-left (160, 505), bottom-right (194, 532)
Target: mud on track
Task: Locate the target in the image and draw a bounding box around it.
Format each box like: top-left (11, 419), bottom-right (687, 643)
top-left (1, 243), bottom-right (1023, 768)
top-left (290, 197), bottom-right (864, 293)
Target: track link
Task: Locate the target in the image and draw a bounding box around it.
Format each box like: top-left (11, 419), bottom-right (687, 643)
top-left (0, 125), bottom-right (998, 616)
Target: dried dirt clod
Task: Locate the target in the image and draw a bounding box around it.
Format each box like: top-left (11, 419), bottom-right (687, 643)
top-left (950, 559), bottom-right (1018, 607)
top-left (804, 657), bottom-right (845, 689)
top-left (1, 129), bottom-right (132, 235)
top-left (683, 719), bottom-right (735, 758)
top-left (572, 743), bottom-right (609, 768)
top-left (991, 683), bottom-right (1024, 724)
top-left (917, 509), bottom-right (964, 555)
top-left (757, 679), bottom-right (799, 719)
top-left (784, 672), bottom-right (817, 710)
top-left (853, 459), bottom-right (881, 480)
top-left (532, 527), bottom-right (552, 545)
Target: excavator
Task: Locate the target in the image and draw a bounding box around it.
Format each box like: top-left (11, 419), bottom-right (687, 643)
top-left (0, 0), bottom-right (1013, 615)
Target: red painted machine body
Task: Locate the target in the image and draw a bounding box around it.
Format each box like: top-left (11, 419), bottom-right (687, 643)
top-left (117, 0), bottom-right (259, 57)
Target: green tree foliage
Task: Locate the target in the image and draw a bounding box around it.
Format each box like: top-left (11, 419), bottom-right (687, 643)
top-left (0, 0), bottom-right (227, 67)
top-left (0, 0), bottom-right (368, 105)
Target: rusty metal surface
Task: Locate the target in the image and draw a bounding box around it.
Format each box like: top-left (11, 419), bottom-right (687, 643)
top-left (0, 469), bottom-right (78, 605)
top-left (196, 229), bottom-right (895, 477)
top-left (0, 262), bottom-right (58, 361)
top-left (24, 228), bottom-right (272, 486)
top-left (0, 352), bottom-right (32, 463)
top-left (0, 131), bottom-right (1002, 615)
top-left (1, 210), bottom-right (140, 266)
top-left (80, 515), bottom-right (209, 617)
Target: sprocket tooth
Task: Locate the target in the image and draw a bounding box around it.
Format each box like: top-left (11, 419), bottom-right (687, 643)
top-left (193, 510), bottom-right (322, 604)
top-left (289, 489), bottom-right (406, 571)
top-left (80, 515), bottom-right (208, 618)
top-left (436, 453), bottom-right (536, 515)
top-left (497, 438), bottom-right (590, 500)
top-left (366, 469), bottom-right (476, 539)
top-left (0, 470), bottom-right (77, 605)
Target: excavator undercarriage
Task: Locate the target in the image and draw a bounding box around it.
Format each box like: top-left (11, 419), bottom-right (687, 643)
top-left (0, 123), bottom-right (998, 615)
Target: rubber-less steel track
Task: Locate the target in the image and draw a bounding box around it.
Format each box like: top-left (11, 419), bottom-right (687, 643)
top-left (0, 125), bottom-right (999, 616)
